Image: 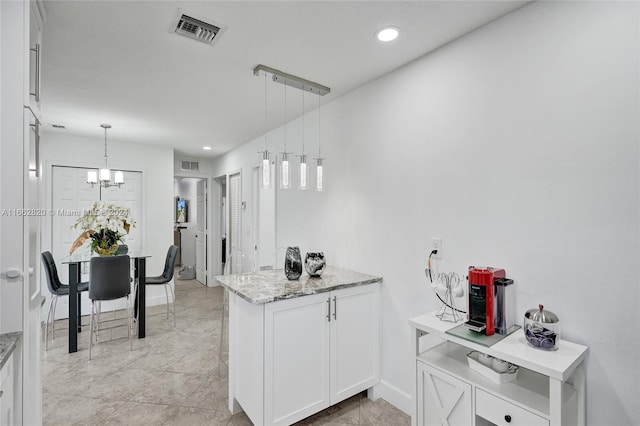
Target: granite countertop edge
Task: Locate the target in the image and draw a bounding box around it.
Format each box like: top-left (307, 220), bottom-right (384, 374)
top-left (0, 331), bottom-right (22, 370)
top-left (214, 268), bottom-right (382, 305)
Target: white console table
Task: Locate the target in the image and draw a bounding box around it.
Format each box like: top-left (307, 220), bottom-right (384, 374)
top-left (409, 312), bottom-right (588, 426)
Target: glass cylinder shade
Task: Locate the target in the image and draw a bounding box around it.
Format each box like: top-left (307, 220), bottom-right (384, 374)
top-left (114, 171), bottom-right (124, 184)
top-left (261, 152), bottom-right (271, 189)
top-left (99, 168), bottom-right (111, 182)
top-left (299, 155), bottom-right (308, 190)
top-left (315, 158), bottom-right (324, 192)
top-left (87, 170), bottom-right (98, 184)
top-left (280, 153), bottom-right (290, 189)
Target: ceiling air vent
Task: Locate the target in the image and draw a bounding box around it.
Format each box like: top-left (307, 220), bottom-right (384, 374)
top-left (181, 160), bottom-right (199, 171)
top-left (173, 12), bottom-right (222, 45)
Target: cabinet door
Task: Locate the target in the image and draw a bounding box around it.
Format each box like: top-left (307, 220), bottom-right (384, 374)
top-left (418, 362), bottom-right (472, 426)
top-left (265, 292), bottom-right (331, 425)
top-left (0, 355), bottom-right (14, 426)
top-left (330, 284), bottom-right (380, 404)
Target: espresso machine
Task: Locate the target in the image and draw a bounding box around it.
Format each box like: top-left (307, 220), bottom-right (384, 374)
top-left (464, 267), bottom-right (515, 336)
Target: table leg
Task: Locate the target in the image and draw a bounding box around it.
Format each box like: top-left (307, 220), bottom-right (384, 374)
top-left (136, 258), bottom-right (146, 338)
top-left (77, 292), bottom-right (82, 332)
top-left (549, 378), bottom-right (563, 426)
top-left (68, 262), bottom-right (80, 353)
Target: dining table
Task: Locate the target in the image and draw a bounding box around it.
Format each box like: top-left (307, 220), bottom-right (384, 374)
top-left (62, 251), bottom-right (151, 353)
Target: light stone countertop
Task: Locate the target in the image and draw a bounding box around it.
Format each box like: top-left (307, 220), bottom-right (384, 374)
top-left (213, 266), bottom-right (382, 304)
top-left (0, 331), bottom-right (21, 370)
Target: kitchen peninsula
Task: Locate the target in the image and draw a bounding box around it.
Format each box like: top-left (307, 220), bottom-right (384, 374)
top-left (215, 267), bottom-right (382, 426)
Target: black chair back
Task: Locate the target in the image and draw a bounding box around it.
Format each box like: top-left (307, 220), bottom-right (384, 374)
top-left (41, 251), bottom-right (63, 294)
top-left (89, 255), bottom-right (131, 301)
top-left (161, 245), bottom-right (179, 281)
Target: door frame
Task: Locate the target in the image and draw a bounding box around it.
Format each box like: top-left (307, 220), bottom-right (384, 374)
top-left (174, 171), bottom-right (213, 285)
top-left (212, 174), bottom-right (226, 279)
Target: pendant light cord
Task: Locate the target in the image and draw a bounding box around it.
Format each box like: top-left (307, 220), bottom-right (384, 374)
top-left (103, 126), bottom-right (109, 167)
top-left (317, 92), bottom-right (321, 158)
top-left (284, 82), bottom-right (287, 152)
top-left (264, 72), bottom-right (267, 151)
top-left (302, 88), bottom-right (305, 154)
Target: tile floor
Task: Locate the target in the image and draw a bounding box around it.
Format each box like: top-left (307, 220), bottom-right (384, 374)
top-left (43, 280), bottom-right (410, 425)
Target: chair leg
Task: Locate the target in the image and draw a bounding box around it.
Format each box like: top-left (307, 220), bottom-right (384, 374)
top-left (89, 300), bottom-right (95, 360)
top-left (167, 283), bottom-right (176, 327)
top-left (51, 296), bottom-right (59, 339)
top-left (44, 296), bottom-right (55, 351)
top-left (163, 285), bottom-right (170, 320)
top-left (96, 301), bottom-right (102, 341)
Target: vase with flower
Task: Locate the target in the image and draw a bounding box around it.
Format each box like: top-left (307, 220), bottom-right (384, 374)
top-left (69, 201), bottom-right (136, 256)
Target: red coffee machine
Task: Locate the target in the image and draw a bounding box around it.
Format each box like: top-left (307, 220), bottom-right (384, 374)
top-left (464, 267), bottom-right (514, 336)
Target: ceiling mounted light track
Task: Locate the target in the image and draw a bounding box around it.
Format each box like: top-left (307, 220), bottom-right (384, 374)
top-left (253, 65), bottom-right (331, 97)
top-left (254, 65), bottom-right (330, 192)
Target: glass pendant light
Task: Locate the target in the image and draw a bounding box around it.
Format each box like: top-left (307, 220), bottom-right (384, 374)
top-left (280, 82), bottom-right (291, 189)
top-left (314, 92), bottom-right (325, 192)
top-left (298, 87), bottom-right (308, 190)
top-left (259, 71), bottom-right (271, 189)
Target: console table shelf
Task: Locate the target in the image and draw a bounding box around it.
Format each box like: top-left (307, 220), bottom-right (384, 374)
top-left (410, 312), bottom-right (587, 426)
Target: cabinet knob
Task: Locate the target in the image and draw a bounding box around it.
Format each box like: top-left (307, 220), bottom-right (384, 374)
top-left (504, 414), bottom-right (512, 423)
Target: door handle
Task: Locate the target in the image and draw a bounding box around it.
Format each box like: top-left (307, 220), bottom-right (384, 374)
top-left (3, 269), bottom-right (22, 279)
top-left (333, 296), bottom-right (337, 320)
top-left (326, 297), bottom-right (331, 322)
top-left (30, 44), bottom-right (40, 102)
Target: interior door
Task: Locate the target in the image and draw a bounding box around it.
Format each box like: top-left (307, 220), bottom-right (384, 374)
top-left (195, 179), bottom-right (207, 284)
top-left (50, 166), bottom-right (142, 317)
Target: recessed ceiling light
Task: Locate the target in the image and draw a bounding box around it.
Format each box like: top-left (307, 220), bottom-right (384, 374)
top-left (203, 146), bottom-right (212, 150)
top-left (376, 27), bottom-right (400, 42)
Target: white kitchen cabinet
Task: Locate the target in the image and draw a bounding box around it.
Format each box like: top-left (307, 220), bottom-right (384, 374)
top-left (0, 352), bottom-right (15, 426)
top-left (330, 285), bottom-right (379, 403)
top-left (265, 293), bottom-right (331, 425)
top-left (228, 280), bottom-right (380, 426)
top-left (409, 312), bottom-right (587, 426)
top-left (417, 361), bottom-right (472, 426)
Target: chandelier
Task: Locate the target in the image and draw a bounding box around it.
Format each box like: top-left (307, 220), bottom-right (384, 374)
top-left (87, 124), bottom-right (124, 188)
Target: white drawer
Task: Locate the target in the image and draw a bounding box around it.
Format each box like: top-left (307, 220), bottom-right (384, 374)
top-left (476, 389), bottom-right (549, 426)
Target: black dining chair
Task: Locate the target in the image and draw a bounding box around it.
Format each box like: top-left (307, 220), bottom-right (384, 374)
top-left (41, 251), bottom-right (89, 351)
top-left (137, 245), bottom-right (179, 327)
top-left (88, 255), bottom-right (133, 359)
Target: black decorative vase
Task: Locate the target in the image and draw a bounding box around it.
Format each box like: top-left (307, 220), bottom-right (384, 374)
top-left (284, 247), bottom-right (302, 280)
top-left (304, 252), bottom-right (326, 277)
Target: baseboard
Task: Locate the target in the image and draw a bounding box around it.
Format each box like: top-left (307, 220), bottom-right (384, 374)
top-left (373, 380), bottom-right (411, 416)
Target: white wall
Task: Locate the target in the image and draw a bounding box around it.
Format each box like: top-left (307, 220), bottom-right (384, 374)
top-left (174, 177), bottom-right (199, 266)
top-left (40, 131), bottom-right (175, 309)
top-left (212, 2), bottom-right (639, 424)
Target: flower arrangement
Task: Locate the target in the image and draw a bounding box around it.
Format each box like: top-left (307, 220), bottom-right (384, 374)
top-left (69, 201), bottom-right (136, 255)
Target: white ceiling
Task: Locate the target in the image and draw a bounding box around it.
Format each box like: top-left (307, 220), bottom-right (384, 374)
top-left (41, 1), bottom-right (529, 158)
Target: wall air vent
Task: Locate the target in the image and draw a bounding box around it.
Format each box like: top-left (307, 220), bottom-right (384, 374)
top-left (172, 12), bottom-right (223, 45)
top-left (181, 160), bottom-right (199, 171)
